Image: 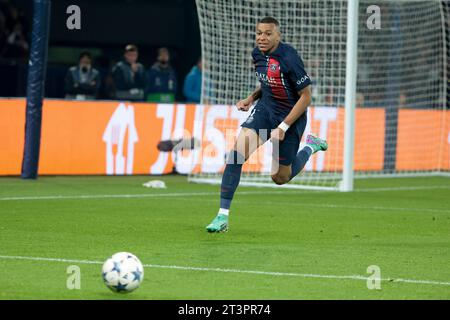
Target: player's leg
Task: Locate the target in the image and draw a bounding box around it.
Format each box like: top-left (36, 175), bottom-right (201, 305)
top-left (220, 127), bottom-right (265, 210)
top-left (289, 134), bottom-right (328, 180)
top-left (206, 127), bottom-right (266, 232)
top-left (271, 165), bottom-right (292, 185)
top-left (271, 125), bottom-right (328, 185)
top-left (271, 139), bottom-right (298, 185)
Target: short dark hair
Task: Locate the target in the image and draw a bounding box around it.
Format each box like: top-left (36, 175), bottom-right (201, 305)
top-left (258, 16), bottom-right (280, 27)
top-left (125, 44), bottom-right (138, 53)
top-left (79, 51), bottom-right (91, 61)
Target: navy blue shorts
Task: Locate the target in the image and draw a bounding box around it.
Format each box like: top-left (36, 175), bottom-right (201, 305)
top-left (241, 104), bottom-right (307, 166)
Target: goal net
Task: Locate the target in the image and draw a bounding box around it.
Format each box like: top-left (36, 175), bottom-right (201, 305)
top-left (190, 0), bottom-right (448, 190)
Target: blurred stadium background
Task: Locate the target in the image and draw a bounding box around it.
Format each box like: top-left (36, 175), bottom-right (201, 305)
top-left (0, 0), bottom-right (200, 100)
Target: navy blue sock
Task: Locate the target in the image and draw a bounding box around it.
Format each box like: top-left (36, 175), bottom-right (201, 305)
top-left (220, 150), bottom-right (245, 210)
top-left (290, 146), bottom-right (312, 180)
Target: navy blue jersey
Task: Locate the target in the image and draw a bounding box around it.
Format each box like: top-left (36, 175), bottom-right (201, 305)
top-left (252, 42), bottom-right (311, 119)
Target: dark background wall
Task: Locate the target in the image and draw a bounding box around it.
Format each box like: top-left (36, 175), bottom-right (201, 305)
top-left (0, 0), bottom-right (201, 100)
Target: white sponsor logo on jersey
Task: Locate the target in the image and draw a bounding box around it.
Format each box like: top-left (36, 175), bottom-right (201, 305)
top-left (296, 75), bottom-right (310, 85)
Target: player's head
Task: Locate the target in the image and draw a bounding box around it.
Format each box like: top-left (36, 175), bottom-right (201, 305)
top-left (256, 16), bottom-right (281, 54)
top-left (124, 44), bottom-right (139, 64)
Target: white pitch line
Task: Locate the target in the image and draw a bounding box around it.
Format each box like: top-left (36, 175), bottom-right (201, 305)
top-left (2, 190), bottom-right (450, 214)
top-left (0, 191), bottom-right (284, 201)
top-left (356, 185), bottom-right (450, 192)
top-left (0, 254), bottom-right (449, 287)
top-left (1, 184), bottom-right (449, 201)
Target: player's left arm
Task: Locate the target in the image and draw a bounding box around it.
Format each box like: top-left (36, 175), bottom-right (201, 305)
top-left (283, 85), bottom-right (311, 125)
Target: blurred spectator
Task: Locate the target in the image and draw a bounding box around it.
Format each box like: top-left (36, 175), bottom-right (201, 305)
top-left (2, 21), bottom-right (28, 59)
top-left (183, 57), bottom-right (202, 103)
top-left (112, 44), bottom-right (145, 101)
top-left (64, 51), bottom-right (100, 100)
top-left (145, 47), bottom-right (177, 103)
top-left (0, 0), bottom-right (29, 61)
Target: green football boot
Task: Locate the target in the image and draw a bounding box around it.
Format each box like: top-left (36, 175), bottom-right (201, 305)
top-left (306, 134), bottom-right (328, 154)
top-left (206, 214), bottom-right (229, 233)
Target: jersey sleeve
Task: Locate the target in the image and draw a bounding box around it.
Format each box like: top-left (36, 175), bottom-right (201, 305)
top-left (286, 51), bottom-right (312, 91)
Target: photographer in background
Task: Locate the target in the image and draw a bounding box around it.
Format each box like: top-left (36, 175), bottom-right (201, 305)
top-left (64, 51), bottom-right (100, 100)
top-left (112, 44), bottom-right (146, 101)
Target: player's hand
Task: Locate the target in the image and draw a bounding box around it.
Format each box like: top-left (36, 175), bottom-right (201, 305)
top-left (236, 97), bottom-right (253, 111)
top-left (270, 128), bottom-right (285, 142)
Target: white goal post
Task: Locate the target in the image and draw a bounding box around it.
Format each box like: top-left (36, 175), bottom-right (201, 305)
top-left (190, 0), bottom-right (448, 191)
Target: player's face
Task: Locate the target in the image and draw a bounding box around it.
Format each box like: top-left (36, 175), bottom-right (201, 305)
top-left (256, 23), bottom-right (281, 54)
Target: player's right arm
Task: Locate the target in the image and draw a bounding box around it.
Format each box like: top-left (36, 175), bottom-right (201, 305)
top-left (236, 87), bottom-right (261, 111)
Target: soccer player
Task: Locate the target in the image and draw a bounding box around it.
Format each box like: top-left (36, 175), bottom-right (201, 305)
top-left (206, 17), bottom-right (328, 233)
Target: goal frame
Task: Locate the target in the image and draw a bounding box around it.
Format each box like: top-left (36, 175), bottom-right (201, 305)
top-left (191, 0), bottom-right (448, 192)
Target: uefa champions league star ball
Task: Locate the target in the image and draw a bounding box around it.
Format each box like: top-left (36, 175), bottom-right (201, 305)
top-left (102, 252), bottom-right (144, 293)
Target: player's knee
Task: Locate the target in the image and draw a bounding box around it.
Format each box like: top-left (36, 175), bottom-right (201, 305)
top-left (271, 174), bottom-right (289, 185)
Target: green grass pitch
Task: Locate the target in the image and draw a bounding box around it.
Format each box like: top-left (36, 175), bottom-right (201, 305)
top-left (0, 175), bottom-right (449, 299)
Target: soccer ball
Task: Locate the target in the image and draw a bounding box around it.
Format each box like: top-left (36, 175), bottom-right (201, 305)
top-left (102, 252), bottom-right (144, 293)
